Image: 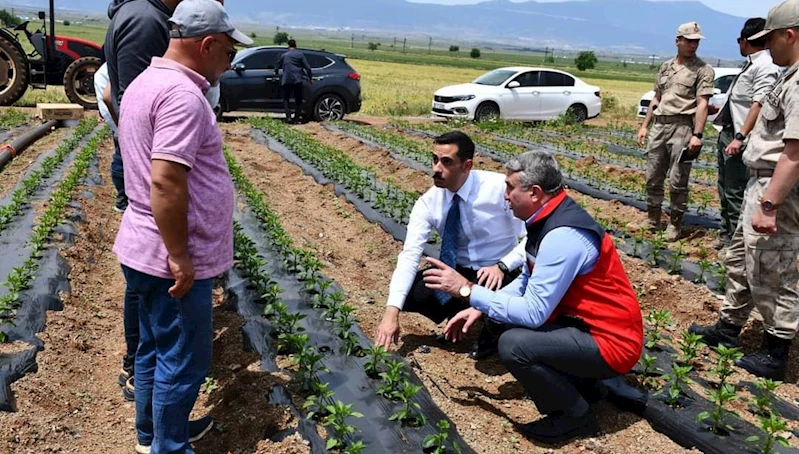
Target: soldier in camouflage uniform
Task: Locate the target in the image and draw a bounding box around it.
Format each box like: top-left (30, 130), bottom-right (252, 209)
top-left (637, 22), bottom-right (715, 241)
top-left (690, 0), bottom-right (799, 381)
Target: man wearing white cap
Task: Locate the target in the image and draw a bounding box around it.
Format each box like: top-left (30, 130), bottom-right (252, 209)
top-left (112, 0), bottom-right (252, 452)
top-left (637, 22), bottom-right (715, 241)
top-left (690, 0), bottom-right (799, 382)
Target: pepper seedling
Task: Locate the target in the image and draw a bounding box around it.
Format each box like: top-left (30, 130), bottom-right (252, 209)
top-left (363, 345), bottom-right (389, 378)
top-left (423, 419), bottom-right (463, 454)
top-left (378, 359), bottom-right (407, 400)
top-left (656, 363), bottom-right (693, 406)
top-left (751, 378), bottom-right (782, 417)
top-left (746, 412), bottom-right (791, 454)
top-left (322, 400), bottom-right (364, 452)
top-left (675, 330), bottom-right (706, 366)
top-left (303, 380), bottom-right (335, 420)
top-left (645, 309), bottom-right (674, 350)
top-left (390, 380), bottom-right (427, 427)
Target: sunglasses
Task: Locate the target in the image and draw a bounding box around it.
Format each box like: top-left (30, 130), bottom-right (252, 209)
top-left (195, 36), bottom-right (237, 62)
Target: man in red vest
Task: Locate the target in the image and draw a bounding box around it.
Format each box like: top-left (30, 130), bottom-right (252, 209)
top-left (425, 150), bottom-right (643, 444)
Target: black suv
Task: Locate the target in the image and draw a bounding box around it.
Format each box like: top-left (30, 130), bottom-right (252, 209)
top-left (217, 46), bottom-right (362, 121)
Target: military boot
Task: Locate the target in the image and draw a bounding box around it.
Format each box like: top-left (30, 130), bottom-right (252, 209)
top-left (688, 319), bottom-right (741, 349)
top-left (638, 206), bottom-right (661, 232)
top-left (735, 333), bottom-right (792, 381)
top-left (665, 211), bottom-right (684, 241)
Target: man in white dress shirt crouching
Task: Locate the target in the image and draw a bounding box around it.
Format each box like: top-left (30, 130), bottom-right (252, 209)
top-left (374, 131), bottom-right (527, 359)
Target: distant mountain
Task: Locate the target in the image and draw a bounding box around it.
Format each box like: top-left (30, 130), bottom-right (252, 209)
top-left (3, 0), bottom-right (750, 58)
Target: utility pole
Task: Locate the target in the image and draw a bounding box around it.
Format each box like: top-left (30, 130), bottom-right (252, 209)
top-left (403, 37), bottom-right (407, 54)
top-left (393, 37), bottom-right (396, 50)
top-left (351, 33), bottom-right (354, 49)
top-left (650, 54), bottom-right (656, 67)
top-left (717, 58), bottom-right (721, 67)
top-left (428, 37), bottom-right (432, 54)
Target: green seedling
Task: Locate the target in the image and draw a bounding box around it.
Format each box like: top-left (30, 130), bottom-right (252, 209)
top-left (341, 330), bottom-right (361, 356)
top-left (632, 232), bottom-right (645, 257)
top-left (303, 381), bottom-right (335, 420)
top-left (638, 353), bottom-right (661, 389)
top-left (656, 363), bottom-right (693, 406)
top-left (363, 345), bottom-right (389, 378)
top-left (645, 309), bottom-right (674, 350)
top-left (261, 283), bottom-right (282, 303)
top-left (714, 262), bottom-right (728, 293)
top-left (377, 359), bottom-right (407, 400)
top-left (274, 311), bottom-right (307, 336)
top-left (752, 378), bottom-right (783, 417)
top-left (696, 259), bottom-right (713, 284)
top-left (390, 381), bottom-right (427, 427)
top-left (278, 332), bottom-right (310, 355)
top-left (263, 300), bottom-right (289, 320)
top-left (650, 230), bottom-right (666, 266)
top-left (668, 241), bottom-right (686, 275)
top-left (675, 330), bottom-right (706, 365)
top-left (200, 377), bottom-right (219, 395)
top-left (746, 412), bottom-right (791, 454)
top-left (293, 345), bottom-right (328, 391)
top-left (423, 419), bottom-right (463, 454)
top-left (322, 400), bottom-right (364, 452)
top-left (697, 382), bottom-right (739, 434)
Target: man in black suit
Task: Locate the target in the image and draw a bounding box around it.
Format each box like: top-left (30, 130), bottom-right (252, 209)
top-left (276, 39), bottom-right (313, 123)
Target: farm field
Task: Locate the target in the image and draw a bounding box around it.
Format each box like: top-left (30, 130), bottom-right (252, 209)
top-left (0, 110), bottom-right (798, 454)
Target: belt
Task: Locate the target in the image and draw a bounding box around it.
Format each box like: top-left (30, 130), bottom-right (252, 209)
top-left (750, 168), bottom-right (774, 178)
top-left (653, 115), bottom-right (694, 125)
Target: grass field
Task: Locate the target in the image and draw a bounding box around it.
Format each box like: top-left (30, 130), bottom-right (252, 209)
top-left (21, 23), bottom-right (651, 120)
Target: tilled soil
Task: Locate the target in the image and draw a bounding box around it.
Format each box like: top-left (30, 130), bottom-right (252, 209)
top-left (300, 121), bottom-right (722, 264)
top-left (0, 137), bottom-right (305, 453)
top-left (225, 122), bottom-right (725, 454)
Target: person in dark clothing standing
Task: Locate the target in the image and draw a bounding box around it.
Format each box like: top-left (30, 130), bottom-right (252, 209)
top-left (104, 0), bottom-right (180, 403)
top-left (104, 0), bottom-right (179, 214)
top-left (276, 39), bottom-right (312, 123)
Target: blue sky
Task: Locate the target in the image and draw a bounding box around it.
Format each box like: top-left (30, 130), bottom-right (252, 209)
top-left (410, 0), bottom-right (771, 18)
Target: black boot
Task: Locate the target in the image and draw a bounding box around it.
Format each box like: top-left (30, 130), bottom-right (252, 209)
top-left (520, 410), bottom-right (599, 444)
top-left (469, 325), bottom-right (499, 360)
top-left (688, 319), bottom-right (741, 349)
top-left (735, 333), bottom-right (791, 381)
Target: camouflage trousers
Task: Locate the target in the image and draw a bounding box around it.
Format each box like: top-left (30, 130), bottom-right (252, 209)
top-left (720, 176), bottom-right (799, 339)
top-left (645, 121), bottom-right (694, 215)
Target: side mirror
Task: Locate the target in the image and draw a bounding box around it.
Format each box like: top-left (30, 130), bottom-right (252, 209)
top-left (233, 63), bottom-right (246, 72)
top-left (507, 81), bottom-right (520, 89)
top-left (38, 11), bottom-right (45, 20)
top-left (713, 88), bottom-right (722, 95)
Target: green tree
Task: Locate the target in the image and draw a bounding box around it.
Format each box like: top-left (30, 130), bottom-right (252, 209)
top-left (0, 9), bottom-right (21, 27)
top-left (544, 55), bottom-right (555, 64)
top-left (368, 42), bottom-right (380, 51)
top-left (63, 20), bottom-right (71, 26)
top-left (249, 32), bottom-right (257, 39)
top-left (449, 45), bottom-right (459, 53)
top-left (574, 51), bottom-right (598, 71)
top-left (470, 48), bottom-right (481, 59)
top-left (273, 32), bottom-right (289, 45)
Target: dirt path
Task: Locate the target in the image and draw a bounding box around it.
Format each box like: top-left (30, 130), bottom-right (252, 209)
top-left (225, 122), bottom-right (703, 454)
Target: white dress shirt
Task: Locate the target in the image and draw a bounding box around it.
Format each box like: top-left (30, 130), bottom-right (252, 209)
top-left (714, 50), bottom-right (780, 135)
top-left (387, 170), bottom-right (527, 310)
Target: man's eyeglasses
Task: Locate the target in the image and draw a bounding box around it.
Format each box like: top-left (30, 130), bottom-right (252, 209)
top-left (195, 36), bottom-right (237, 63)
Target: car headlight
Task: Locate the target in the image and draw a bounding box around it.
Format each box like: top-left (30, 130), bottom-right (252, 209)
top-left (451, 95), bottom-right (475, 101)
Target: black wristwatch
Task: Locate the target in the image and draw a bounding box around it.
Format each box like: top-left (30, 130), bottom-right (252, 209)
top-left (692, 132), bottom-right (704, 139)
top-left (735, 132), bottom-right (747, 141)
top-left (496, 261), bottom-right (509, 274)
top-left (761, 199), bottom-right (777, 212)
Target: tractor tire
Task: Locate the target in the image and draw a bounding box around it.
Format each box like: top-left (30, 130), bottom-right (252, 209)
top-left (64, 56), bottom-right (101, 110)
top-left (0, 37), bottom-right (28, 107)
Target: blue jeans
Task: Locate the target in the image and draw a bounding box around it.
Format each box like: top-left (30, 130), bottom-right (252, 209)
top-left (111, 136), bottom-right (127, 209)
top-left (123, 276), bottom-right (139, 374)
top-left (121, 265), bottom-right (213, 454)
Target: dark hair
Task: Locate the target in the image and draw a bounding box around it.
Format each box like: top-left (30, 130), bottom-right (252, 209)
top-left (288, 39), bottom-right (297, 48)
top-left (742, 18), bottom-right (767, 48)
top-left (434, 131), bottom-right (475, 161)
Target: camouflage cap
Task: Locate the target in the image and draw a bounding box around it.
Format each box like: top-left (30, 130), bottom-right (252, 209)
top-left (749, 0), bottom-right (799, 41)
top-left (677, 22), bottom-right (705, 39)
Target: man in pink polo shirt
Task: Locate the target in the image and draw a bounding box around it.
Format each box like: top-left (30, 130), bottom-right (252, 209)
top-left (113, 0), bottom-right (251, 452)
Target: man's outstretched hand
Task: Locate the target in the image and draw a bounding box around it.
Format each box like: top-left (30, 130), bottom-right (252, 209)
top-left (375, 307), bottom-right (401, 350)
top-left (423, 257), bottom-right (470, 296)
top-left (444, 308), bottom-right (483, 343)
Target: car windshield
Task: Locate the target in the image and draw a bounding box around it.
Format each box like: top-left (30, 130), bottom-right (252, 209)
top-left (473, 69), bottom-right (516, 86)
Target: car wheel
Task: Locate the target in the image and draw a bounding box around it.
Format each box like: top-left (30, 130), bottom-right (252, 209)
top-left (474, 102), bottom-right (500, 122)
top-left (313, 93), bottom-right (345, 122)
top-left (567, 104), bottom-right (588, 123)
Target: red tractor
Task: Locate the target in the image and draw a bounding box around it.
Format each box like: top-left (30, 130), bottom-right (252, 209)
top-left (0, 0), bottom-right (101, 109)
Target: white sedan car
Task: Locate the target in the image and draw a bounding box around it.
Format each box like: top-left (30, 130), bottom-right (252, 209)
top-left (432, 67), bottom-right (602, 122)
top-left (637, 67), bottom-right (741, 123)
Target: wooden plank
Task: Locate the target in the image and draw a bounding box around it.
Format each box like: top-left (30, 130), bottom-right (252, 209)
top-left (35, 103), bottom-right (84, 120)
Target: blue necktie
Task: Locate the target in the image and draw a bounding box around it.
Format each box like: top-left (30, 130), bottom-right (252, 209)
top-left (436, 194), bottom-right (461, 304)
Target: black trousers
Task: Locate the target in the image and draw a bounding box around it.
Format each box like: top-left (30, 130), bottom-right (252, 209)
top-left (402, 266), bottom-right (519, 324)
top-left (489, 318), bottom-right (619, 417)
top-left (282, 83), bottom-right (303, 120)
